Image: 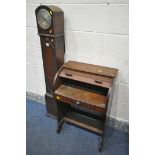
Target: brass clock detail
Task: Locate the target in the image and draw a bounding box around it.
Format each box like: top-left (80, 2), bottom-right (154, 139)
top-left (35, 5), bottom-right (65, 117)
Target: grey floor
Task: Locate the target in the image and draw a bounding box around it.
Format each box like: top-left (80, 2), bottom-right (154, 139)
top-left (26, 99), bottom-right (129, 155)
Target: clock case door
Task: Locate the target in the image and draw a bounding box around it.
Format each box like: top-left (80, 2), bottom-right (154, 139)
top-left (35, 5), bottom-right (65, 117)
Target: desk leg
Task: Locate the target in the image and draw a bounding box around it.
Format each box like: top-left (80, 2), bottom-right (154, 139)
top-left (99, 117), bottom-right (106, 152)
top-left (56, 101), bottom-right (64, 134)
top-left (57, 119), bottom-right (64, 134)
top-left (99, 132), bottom-right (104, 152)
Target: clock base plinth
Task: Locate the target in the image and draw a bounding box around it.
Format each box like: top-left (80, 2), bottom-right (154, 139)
top-left (45, 93), bottom-right (58, 118)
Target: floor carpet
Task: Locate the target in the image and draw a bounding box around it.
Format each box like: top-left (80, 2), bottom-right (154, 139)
top-left (26, 99), bottom-right (129, 155)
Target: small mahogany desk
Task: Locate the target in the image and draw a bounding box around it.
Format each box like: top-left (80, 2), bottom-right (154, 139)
top-left (53, 61), bottom-right (118, 151)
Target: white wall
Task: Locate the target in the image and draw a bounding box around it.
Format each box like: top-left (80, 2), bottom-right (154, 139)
top-left (26, 0), bottom-right (129, 123)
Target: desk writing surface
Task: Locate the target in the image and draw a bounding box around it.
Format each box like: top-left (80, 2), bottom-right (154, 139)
top-left (55, 84), bottom-right (108, 108)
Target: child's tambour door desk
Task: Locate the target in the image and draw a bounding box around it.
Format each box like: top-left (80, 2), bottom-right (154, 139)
top-left (53, 61), bottom-right (118, 151)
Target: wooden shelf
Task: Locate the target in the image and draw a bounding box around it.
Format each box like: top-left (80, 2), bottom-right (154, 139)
top-left (63, 112), bottom-right (104, 134)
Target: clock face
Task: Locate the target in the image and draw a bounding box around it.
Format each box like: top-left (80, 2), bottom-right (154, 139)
top-left (37, 9), bottom-right (52, 30)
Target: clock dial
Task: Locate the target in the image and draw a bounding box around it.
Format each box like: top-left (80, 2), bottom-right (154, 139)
top-left (37, 9), bottom-right (52, 30)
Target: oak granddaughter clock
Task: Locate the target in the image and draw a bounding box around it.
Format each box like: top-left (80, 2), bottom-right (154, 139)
top-left (35, 5), bottom-right (65, 117)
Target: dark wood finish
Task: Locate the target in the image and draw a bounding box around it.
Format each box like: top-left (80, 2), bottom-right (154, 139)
top-left (63, 61), bottom-right (118, 77)
top-left (35, 5), bottom-right (65, 116)
top-left (53, 61), bottom-right (118, 151)
top-left (55, 84), bottom-right (107, 112)
top-left (59, 68), bottom-right (113, 88)
top-left (63, 112), bottom-right (104, 134)
top-left (45, 93), bottom-right (57, 117)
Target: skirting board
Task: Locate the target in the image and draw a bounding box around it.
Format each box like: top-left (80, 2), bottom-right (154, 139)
top-left (26, 91), bottom-right (129, 133)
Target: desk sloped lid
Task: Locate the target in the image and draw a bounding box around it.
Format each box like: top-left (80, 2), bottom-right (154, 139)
top-left (63, 61), bottom-right (118, 78)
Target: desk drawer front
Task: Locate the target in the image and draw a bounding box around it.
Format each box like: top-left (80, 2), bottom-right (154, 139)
top-left (55, 94), bottom-right (106, 113)
top-left (59, 69), bottom-right (113, 88)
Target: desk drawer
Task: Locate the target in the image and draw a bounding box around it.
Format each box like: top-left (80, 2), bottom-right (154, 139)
top-left (59, 69), bottom-right (113, 88)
